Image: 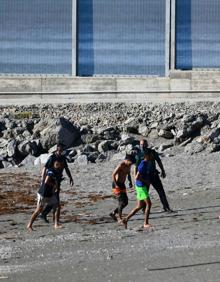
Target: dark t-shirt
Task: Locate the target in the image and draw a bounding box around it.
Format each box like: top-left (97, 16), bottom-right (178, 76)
top-left (38, 169), bottom-right (58, 197)
top-left (45, 153), bottom-right (68, 182)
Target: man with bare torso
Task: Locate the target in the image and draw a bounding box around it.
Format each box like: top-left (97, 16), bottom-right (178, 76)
top-left (110, 154), bottom-right (136, 223)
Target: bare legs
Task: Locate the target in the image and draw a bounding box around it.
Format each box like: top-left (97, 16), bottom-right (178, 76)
top-left (110, 193), bottom-right (128, 223)
top-left (27, 204), bottom-right (61, 231)
top-left (54, 205), bottom-right (62, 229)
top-left (27, 206), bottom-right (43, 231)
top-left (123, 198), bottom-right (152, 229)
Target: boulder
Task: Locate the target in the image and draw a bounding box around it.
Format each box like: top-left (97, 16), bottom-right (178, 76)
top-left (2, 161), bottom-right (12, 168)
top-left (184, 141), bottom-right (206, 155)
top-left (148, 129), bottom-right (158, 139)
top-left (87, 152), bottom-right (99, 163)
top-left (111, 152), bottom-right (126, 161)
top-left (206, 143), bottom-right (220, 153)
top-left (0, 120), bottom-right (6, 132)
top-left (208, 128), bottom-right (220, 141)
top-left (82, 144), bottom-right (97, 153)
top-left (22, 130), bottom-right (32, 139)
top-left (0, 138), bottom-right (8, 148)
top-left (34, 153), bottom-right (51, 166)
top-left (158, 129), bottom-right (174, 139)
top-left (7, 139), bottom-right (17, 158)
top-left (3, 129), bottom-right (14, 139)
top-left (20, 155), bottom-right (36, 167)
top-left (96, 153), bottom-right (107, 162)
top-left (150, 122), bottom-right (159, 129)
top-left (13, 127), bottom-right (25, 136)
top-left (158, 142), bottom-right (174, 152)
top-left (98, 140), bottom-right (111, 153)
top-left (123, 117), bottom-right (139, 134)
top-left (76, 154), bottom-right (88, 166)
top-left (96, 126), bottom-right (120, 140)
top-left (40, 117), bottom-right (80, 150)
top-left (81, 133), bottom-right (100, 144)
top-left (120, 133), bottom-right (135, 145)
top-left (17, 140), bottom-right (42, 157)
top-left (138, 124), bottom-right (149, 136)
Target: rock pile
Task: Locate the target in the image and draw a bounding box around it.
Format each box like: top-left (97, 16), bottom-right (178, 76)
top-left (0, 102), bottom-right (220, 168)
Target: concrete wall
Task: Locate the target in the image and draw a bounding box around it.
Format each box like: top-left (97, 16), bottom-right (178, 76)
top-left (1, 71), bottom-right (220, 94)
top-left (0, 71), bottom-right (220, 104)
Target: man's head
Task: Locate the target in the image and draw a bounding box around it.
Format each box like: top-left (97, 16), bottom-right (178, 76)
top-left (56, 143), bottom-right (64, 156)
top-left (140, 139), bottom-right (148, 151)
top-left (124, 154), bottom-right (136, 166)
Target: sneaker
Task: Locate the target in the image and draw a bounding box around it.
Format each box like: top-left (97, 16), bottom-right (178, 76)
top-left (39, 214), bottom-right (49, 223)
top-left (164, 208), bottom-right (175, 213)
top-left (109, 212), bottom-right (117, 222)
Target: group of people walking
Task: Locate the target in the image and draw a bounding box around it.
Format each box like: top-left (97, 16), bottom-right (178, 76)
top-left (110, 139), bottom-right (173, 229)
top-left (27, 144), bottom-right (74, 230)
top-left (27, 139), bottom-right (173, 231)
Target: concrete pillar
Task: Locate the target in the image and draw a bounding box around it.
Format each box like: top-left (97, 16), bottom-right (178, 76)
top-left (170, 0), bottom-right (176, 70)
top-left (72, 0), bottom-right (77, 76)
top-left (165, 0), bottom-right (171, 76)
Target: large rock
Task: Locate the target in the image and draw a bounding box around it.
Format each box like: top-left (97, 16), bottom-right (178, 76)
top-left (96, 126), bottom-right (120, 140)
top-left (2, 161), bottom-right (13, 168)
top-left (7, 139), bottom-right (17, 158)
top-left (87, 152), bottom-right (99, 163)
top-left (40, 117), bottom-right (80, 150)
top-left (123, 117), bottom-right (139, 134)
top-left (120, 133), bottom-right (135, 145)
top-left (158, 129), bottom-right (174, 139)
top-left (98, 140), bottom-right (111, 153)
top-left (18, 140), bottom-right (42, 157)
top-left (0, 120), bottom-right (6, 132)
top-left (138, 124), bottom-right (149, 136)
top-left (81, 133), bottom-right (100, 144)
top-left (0, 138), bottom-right (8, 148)
top-left (34, 153), bottom-right (51, 166)
top-left (20, 155), bottom-right (36, 167)
top-left (76, 154), bottom-right (88, 166)
top-left (206, 143), bottom-right (220, 153)
top-left (184, 141), bottom-right (206, 155)
top-left (208, 128), bottom-right (220, 142)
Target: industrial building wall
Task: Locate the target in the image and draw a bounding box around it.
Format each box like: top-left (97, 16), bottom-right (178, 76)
top-left (0, 0), bottom-right (72, 75)
top-left (77, 0), bottom-right (166, 76)
top-left (0, 0), bottom-right (220, 77)
top-left (176, 0), bottom-right (220, 70)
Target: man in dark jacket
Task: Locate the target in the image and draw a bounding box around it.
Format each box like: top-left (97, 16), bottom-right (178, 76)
top-left (135, 139), bottom-right (173, 213)
top-left (40, 143), bottom-right (74, 222)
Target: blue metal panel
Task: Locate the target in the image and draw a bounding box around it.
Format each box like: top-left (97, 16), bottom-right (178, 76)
top-left (176, 0), bottom-right (220, 69)
top-left (0, 0), bottom-right (72, 75)
top-left (78, 0), bottom-right (166, 76)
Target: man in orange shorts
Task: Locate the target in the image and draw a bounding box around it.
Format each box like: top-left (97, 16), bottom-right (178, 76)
top-left (110, 154), bottom-right (136, 223)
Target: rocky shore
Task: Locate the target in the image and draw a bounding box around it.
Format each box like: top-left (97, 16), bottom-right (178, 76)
top-left (0, 102), bottom-right (220, 281)
top-left (0, 102), bottom-right (220, 168)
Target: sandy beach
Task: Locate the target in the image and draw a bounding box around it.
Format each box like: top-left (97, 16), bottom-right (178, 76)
top-left (0, 150), bottom-right (220, 282)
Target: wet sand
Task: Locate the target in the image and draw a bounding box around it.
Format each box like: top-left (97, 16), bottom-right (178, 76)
top-left (0, 152), bottom-right (220, 282)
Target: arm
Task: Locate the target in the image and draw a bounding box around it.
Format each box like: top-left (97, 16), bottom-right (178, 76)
top-left (65, 167), bottom-right (74, 186)
top-left (44, 175), bottom-right (50, 185)
top-left (134, 154), bottom-right (140, 176)
top-left (155, 152), bottom-right (166, 178)
top-left (41, 167), bottom-right (47, 183)
top-left (42, 155), bottom-right (53, 182)
top-left (127, 171), bottom-right (133, 188)
top-left (112, 164), bottom-right (122, 187)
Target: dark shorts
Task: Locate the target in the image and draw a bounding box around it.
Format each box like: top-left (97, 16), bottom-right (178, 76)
top-left (112, 182), bottom-right (126, 189)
